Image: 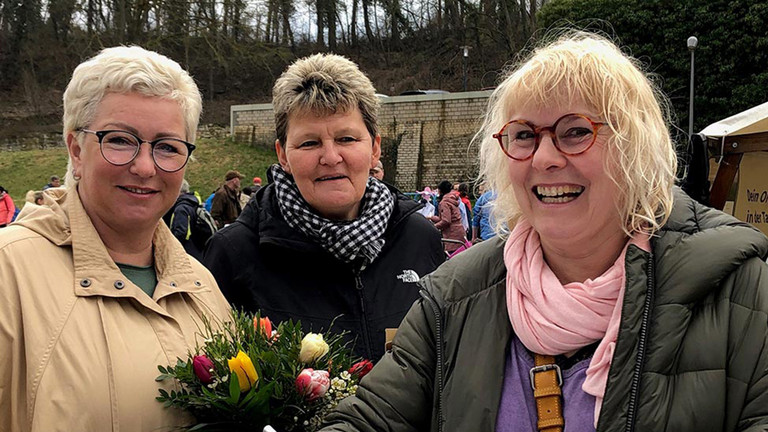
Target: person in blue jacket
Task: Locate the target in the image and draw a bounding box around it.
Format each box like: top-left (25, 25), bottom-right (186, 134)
top-left (471, 186), bottom-right (498, 243)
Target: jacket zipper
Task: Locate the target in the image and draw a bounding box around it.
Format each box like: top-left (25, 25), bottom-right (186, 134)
top-left (354, 273), bottom-right (374, 360)
top-left (419, 283), bottom-right (444, 432)
top-left (624, 251), bottom-right (655, 432)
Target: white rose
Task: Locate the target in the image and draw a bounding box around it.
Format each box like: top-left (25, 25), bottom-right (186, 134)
top-left (299, 333), bottom-right (330, 364)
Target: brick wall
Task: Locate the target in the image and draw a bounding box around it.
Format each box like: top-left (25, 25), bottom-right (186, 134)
top-left (230, 90), bottom-right (492, 192)
top-left (231, 103), bottom-right (277, 148)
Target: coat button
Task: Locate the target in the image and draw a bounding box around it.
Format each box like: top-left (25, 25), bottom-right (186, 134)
top-left (114, 280), bottom-right (125, 290)
top-left (170, 282), bottom-right (177, 287)
top-left (80, 279), bottom-right (91, 287)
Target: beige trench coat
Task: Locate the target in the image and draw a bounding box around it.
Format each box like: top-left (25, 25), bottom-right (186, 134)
top-left (0, 188), bottom-right (231, 432)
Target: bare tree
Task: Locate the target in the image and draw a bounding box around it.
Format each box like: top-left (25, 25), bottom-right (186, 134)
top-left (349, 0), bottom-right (358, 45)
top-left (361, 0), bottom-right (374, 43)
top-left (316, 0), bottom-right (325, 46)
top-left (48, 0), bottom-right (76, 42)
top-left (279, 0), bottom-right (294, 46)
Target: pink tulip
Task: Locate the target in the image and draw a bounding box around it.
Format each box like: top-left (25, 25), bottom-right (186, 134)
top-left (193, 355), bottom-right (215, 384)
top-left (295, 368), bottom-right (330, 401)
top-left (348, 359), bottom-right (374, 379)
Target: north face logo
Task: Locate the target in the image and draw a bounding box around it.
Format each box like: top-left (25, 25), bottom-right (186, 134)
top-left (396, 269), bottom-right (420, 283)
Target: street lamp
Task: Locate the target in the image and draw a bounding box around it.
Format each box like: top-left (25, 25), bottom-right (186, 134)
top-left (687, 36), bottom-right (698, 138)
top-left (461, 46), bottom-right (470, 92)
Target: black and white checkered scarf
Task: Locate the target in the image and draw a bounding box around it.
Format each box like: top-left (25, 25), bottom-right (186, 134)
top-left (270, 164), bottom-right (394, 268)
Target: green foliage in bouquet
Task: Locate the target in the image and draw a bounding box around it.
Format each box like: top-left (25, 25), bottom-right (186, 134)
top-left (156, 310), bottom-right (372, 431)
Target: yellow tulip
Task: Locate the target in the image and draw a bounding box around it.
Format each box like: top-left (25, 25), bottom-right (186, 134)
top-left (228, 350), bottom-right (259, 392)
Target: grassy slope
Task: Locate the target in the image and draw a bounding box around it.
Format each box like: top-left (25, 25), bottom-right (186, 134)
top-left (0, 147), bottom-right (69, 207)
top-left (0, 137), bottom-right (278, 208)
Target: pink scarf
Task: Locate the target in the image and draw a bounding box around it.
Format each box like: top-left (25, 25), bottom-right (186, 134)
top-left (504, 218), bottom-right (649, 425)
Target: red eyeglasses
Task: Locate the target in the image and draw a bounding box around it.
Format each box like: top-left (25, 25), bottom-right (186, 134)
top-left (493, 113), bottom-right (606, 161)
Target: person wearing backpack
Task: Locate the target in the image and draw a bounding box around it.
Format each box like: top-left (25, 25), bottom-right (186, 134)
top-left (167, 180), bottom-right (207, 260)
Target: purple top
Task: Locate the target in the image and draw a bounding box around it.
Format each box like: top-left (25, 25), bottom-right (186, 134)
top-left (495, 334), bottom-right (596, 432)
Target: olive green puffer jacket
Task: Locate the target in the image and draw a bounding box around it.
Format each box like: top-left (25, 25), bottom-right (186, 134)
top-left (322, 189), bottom-right (768, 432)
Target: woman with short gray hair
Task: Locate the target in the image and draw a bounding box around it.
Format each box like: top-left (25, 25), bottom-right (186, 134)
top-left (204, 53), bottom-right (445, 362)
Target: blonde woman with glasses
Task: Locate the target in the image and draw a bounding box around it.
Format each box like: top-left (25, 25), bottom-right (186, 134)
top-left (0, 46), bottom-right (230, 431)
top-left (321, 31), bottom-right (768, 432)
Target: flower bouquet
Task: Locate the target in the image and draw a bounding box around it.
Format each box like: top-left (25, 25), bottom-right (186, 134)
top-left (156, 310), bottom-right (373, 431)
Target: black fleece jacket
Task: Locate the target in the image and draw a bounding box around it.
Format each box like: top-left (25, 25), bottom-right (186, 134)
top-left (203, 182), bottom-right (445, 361)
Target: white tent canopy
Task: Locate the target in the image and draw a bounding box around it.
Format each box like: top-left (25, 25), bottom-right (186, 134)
top-left (700, 100), bottom-right (768, 137)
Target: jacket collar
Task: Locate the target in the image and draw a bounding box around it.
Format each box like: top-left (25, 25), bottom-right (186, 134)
top-left (21, 187), bottom-right (211, 316)
top-left (238, 182), bottom-right (423, 252)
top-left (222, 184), bottom-right (239, 199)
top-left (175, 192), bottom-right (199, 207)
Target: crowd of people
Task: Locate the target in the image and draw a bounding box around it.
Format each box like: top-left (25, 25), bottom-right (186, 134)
top-left (1, 30), bottom-right (767, 432)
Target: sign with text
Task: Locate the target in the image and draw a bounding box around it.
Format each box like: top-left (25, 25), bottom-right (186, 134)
top-left (734, 151), bottom-right (768, 235)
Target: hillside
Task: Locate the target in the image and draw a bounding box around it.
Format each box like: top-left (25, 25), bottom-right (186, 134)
top-left (0, 137), bottom-right (278, 208)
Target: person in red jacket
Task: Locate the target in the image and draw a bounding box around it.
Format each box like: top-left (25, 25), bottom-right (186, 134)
top-left (0, 186), bottom-right (16, 227)
top-left (458, 183), bottom-right (472, 217)
top-left (430, 180), bottom-right (466, 252)
top-left (458, 182), bottom-right (473, 237)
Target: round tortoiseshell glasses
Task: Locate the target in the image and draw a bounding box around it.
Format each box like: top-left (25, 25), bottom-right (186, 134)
top-left (493, 113), bottom-right (606, 161)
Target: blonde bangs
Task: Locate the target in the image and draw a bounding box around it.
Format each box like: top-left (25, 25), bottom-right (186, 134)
top-left (476, 31), bottom-right (677, 237)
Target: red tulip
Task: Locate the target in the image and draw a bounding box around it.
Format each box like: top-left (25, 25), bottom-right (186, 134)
top-left (192, 355), bottom-right (215, 384)
top-left (254, 316), bottom-right (273, 339)
top-left (348, 360), bottom-right (374, 379)
top-left (295, 368), bottom-right (330, 401)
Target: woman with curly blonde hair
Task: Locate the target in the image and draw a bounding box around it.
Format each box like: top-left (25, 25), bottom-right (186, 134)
top-left (321, 31), bottom-right (768, 432)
